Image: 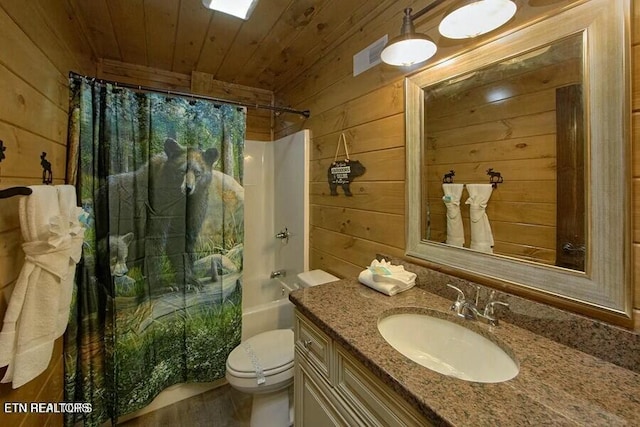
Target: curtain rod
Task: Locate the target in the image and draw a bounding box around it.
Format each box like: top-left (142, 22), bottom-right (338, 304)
top-left (69, 72), bottom-right (310, 118)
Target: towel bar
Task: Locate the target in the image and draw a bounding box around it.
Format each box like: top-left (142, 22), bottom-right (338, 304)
top-left (0, 187), bottom-right (33, 199)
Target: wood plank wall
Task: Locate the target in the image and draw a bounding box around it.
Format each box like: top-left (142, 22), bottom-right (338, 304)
top-left (425, 46), bottom-right (581, 266)
top-left (276, 0), bottom-right (640, 328)
top-left (0, 0), bottom-right (94, 425)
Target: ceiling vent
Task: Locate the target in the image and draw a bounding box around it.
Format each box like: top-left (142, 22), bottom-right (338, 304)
top-left (353, 35), bottom-right (388, 77)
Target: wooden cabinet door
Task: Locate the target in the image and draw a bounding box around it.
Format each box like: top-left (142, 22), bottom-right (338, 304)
top-left (295, 355), bottom-right (349, 427)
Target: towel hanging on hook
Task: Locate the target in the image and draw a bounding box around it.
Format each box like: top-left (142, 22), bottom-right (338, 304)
top-left (0, 185), bottom-right (87, 388)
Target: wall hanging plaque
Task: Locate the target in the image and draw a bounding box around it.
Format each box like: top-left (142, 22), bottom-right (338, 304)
top-left (327, 133), bottom-right (366, 197)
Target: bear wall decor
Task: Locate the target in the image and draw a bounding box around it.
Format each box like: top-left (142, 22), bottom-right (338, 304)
top-left (327, 133), bottom-right (366, 196)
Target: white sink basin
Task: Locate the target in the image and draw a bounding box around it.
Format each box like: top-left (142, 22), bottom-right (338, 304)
top-left (378, 312), bottom-right (519, 383)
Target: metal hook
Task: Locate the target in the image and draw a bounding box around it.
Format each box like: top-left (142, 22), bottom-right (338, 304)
top-left (486, 168), bottom-right (504, 188)
top-left (442, 169), bottom-right (455, 183)
top-left (40, 151), bottom-right (53, 185)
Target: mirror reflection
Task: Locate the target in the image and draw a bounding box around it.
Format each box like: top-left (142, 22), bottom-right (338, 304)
top-left (423, 34), bottom-right (585, 271)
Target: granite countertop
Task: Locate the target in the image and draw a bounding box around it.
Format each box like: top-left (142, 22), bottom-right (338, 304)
top-left (290, 279), bottom-right (640, 426)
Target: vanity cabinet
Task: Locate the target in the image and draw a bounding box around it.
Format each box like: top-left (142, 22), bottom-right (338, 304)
top-left (294, 310), bottom-right (433, 427)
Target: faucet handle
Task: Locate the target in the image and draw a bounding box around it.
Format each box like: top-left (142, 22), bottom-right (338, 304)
top-left (446, 284), bottom-right (466, 301)
top-left (270, 270), bottom-right (286, 279)
top-left (446, 284), bottom-right (467, 313)
top-left (483, 300), bottom-right (509, 318)
top-left (275, 227), bottom-right (290, 243)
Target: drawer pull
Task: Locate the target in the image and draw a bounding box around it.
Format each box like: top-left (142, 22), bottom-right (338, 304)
top-left (303, 339), bottom-right (312, 348)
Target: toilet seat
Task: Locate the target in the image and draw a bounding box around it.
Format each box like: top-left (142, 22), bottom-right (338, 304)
top-left (226, 359), bottom-right (294, 378)
top-left (226, 329), bottom-right (294, 393)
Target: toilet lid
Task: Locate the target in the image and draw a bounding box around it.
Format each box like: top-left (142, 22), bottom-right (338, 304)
top-left (227, 329), bottom-right (294, 374)
top-left (297, 269), bottom-right (339, 287)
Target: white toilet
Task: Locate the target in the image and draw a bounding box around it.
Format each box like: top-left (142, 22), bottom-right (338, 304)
top-left (225, 269), bottom-right (338, 427)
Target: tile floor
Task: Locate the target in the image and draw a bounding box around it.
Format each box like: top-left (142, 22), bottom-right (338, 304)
top-left (118, 384), bottom-right (252, 427)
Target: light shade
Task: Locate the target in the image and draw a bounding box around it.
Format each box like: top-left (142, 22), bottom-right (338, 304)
top-left (381, 8), bottom-right (438, 67)
top-left (381, 37), bottom-right (437, 66)
top-left (438, 0), bottom-right (517, 39)
top-left (202, 0), bottom-right (259, 20)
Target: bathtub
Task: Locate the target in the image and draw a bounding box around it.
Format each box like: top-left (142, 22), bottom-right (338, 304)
top-left (242, 278), bottom-right (300, 340)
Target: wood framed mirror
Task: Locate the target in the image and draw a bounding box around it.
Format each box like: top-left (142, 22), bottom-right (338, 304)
top-left (405, 0), bottom-right (632, 323)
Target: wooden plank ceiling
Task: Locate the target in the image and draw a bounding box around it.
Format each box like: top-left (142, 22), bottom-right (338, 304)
top-left (69, 0), bottom-right (387, 92)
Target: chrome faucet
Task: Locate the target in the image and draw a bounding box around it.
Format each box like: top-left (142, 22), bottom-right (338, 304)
top-left (270, 270), bottom-right (286, 279)
top-left (446, 284), bottom-right (509, 326)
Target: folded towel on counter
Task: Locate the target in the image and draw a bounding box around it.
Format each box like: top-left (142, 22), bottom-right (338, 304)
top-left (358, 259), bottom-right (416, 296)
top-left (370, 259), bottom-right (416, 286)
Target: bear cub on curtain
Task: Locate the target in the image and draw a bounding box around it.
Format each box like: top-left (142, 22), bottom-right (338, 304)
top-left (107, 138), bottom-right (219, 293)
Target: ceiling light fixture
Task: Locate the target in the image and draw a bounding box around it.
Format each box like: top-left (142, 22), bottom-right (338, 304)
top-left (439, 0), bottom-right (517, 39)
top-left (201, 0), bottom-right (259, 20)
top-left (381, 0), bottom-right (517, 67)
top-left (380, 7), bottom-right (439, 67)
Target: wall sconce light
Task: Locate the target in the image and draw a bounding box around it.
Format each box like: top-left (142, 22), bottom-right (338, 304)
top-left (381, 0), bottom-right (517, 67)
top-left (201, 0), bottom-right (259, 20)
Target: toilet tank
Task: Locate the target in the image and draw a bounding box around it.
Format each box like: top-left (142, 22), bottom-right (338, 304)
top-left (296, 269), bottom-right (339, 288)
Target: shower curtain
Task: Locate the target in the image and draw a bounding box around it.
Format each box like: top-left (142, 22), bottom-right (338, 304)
top-left (64, 75), bottom-right (245, 426)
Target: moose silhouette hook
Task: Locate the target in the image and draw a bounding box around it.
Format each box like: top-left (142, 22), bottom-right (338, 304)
top-left (442, 170), bottom-right (455, 183)
top-left (486, 168), bottom-right (504, 188)
top-left (40, 152), bottom-right (53, 184)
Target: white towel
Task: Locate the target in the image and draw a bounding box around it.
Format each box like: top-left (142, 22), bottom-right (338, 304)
top-left (442, 183), bottom-right (465, 247)
top-left (0, 185), bottom-right (85, 388)
top-left (55, 185), bottom-right (85, 337)
top-left (370, 259), bottom-right (416, 285)
top-left (465, 184), bottom-right (494, 253)
top-left (358, 260), bottom-right (416, 296)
